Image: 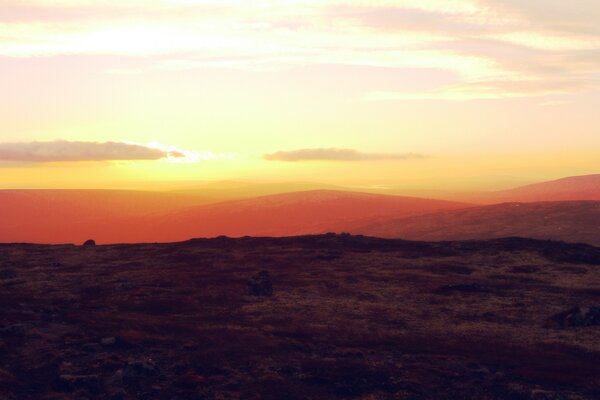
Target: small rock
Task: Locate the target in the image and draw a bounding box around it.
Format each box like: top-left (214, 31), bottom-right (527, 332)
top-left (509, 265), bottom-right (541, 274)
top-left (116, 280), bottom-right (134, 290)
top-left (181, 342), bottom-right (197, 350)
top-left (0, 368), bottom-right (15, 384)
top-left (101, 337), bottom-right (117, 346)
top-left (321, 281), bottom-right (339, 290)
top-left (435, 283), bottom-right (491, 294)
top-left (530, 389), bottom-right (563, 400)
top-left (175, 372), bottom-right (207, 389)
top-left (104, 369), bottom-right (125, 397)
top-left (0, 324), bottom-right (26, 336)
top-left (316, 252), bottom-right (341, 262)
top-left (0, 269), bottom-right (17, 280)
top-left (246, 271), bottom-right (273, 297)
top-left (2, 279), bottom-right (26, 288)
top-left (56, 374), bottom-right (101, 392)
top-left (123, 359), bottom-right (159, 382)
top-left (550, 306), bottom-right (600, 328)
top-left (58, 361), bottom-right (77, 375)
top-left (82, 343), bottom-right (101, 353)
top-left (83, 240), bottom-right (96, 247)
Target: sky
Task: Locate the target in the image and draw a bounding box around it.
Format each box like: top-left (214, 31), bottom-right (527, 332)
top-left (0, 0), bottom-right (599, 190)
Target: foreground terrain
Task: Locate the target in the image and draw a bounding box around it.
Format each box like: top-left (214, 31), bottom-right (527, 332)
top-left (1, 235), bottom-right (600, 399)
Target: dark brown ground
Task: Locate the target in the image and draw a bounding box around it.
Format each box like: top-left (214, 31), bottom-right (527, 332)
top-left (1, 235), bottom-right (600, 400)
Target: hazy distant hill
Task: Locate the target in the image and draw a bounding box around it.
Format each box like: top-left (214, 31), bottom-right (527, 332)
top-left (0, 189), bottom-right (470, 244)
top-left (0, 190), bottom-right (207, 244)
top-left (0, 189), bottom-right (207, 217)
top-left (172, 181), bottom-right (346, 201)
top-left (2, 178), bottom-right (598, 245)
top-left (359, 201), bottom-right (600, 246)
top-left (478, 174), bottom-right (600, 203)
top-left (189, 174), bottom-right (599, 205)
top-left (156, 190), bottom-right (471, 240)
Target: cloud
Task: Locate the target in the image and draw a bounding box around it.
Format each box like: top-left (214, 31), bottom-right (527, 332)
top-left (264, 148), bottom-right (425, 162)
top-left (1, 0), bottom-right (600, 100)
top-left (0, 140), bottom-right (189, 162)
top-left (364, 75), bottom-right (599, 101)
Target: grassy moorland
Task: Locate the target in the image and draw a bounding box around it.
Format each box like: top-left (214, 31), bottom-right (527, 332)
top-left (1, 235), bottom-right (600, 399)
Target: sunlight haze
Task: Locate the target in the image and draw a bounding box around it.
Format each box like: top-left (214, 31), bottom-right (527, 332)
top-left (1, 0), bottom-right (599, 189)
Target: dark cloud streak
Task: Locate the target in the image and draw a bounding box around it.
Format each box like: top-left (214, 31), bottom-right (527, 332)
top-left (264, 148), bottom-right (425, 162)
top-left (0, 140), bottom-right (183, 162)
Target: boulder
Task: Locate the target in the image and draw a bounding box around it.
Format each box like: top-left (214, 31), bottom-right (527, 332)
top-left (123, 359), bottom-right (159, 382)
top-left (550, 306), bottom-right (600, 328)
top-left (0, 324), bottom-right (26, 337)
top-left (0, 269), bottom-right (17, 280)
top-left (83, 239), bottom-right (96, 247)
top-left (104, 369), bottom-right (125, 397)
top-left (100, 337), bottom-right (117, 346)
top-left (435, 283), bottom-right (492, 294)
top-left (246, 271), bottom-right (273, 297)
top-left (56, 374), bottom-right (101, 393)
top-left (116, 280), bottom-right (135, 290)
top-left (0, 368), bottom-right (15, 385)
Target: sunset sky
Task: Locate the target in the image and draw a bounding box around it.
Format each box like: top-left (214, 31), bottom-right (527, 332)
top-left (1, 0), bottom-right (599, 189)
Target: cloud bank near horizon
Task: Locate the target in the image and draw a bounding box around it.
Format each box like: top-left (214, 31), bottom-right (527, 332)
top-left (0, 140), bottom-right (187, 163)
top-left (264, 148), bottom-right (425, 162)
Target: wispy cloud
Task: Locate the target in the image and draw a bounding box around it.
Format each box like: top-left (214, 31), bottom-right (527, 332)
top-left (364, 80), bottom-right (584, 101)
top-left (264, 148), bottom-right (425, 162)
top-left (0, 140), bottom-right (200, 163)
top-left (1, 1), bottom-right (600, 99)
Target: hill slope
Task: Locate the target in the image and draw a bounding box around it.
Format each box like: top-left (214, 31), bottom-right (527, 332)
top-left (0, 189), bottom-right (471, 244)
top-left (480, 174), bottom-right (600, 203)
top-left (153, 190), bottom-right (471, 241)
top-left (0, 190), bottom-right (207, 244)
top-left (359, 201), bottom-right (600, 245)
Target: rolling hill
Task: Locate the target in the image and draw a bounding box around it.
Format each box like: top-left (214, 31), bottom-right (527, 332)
top-left (0, 190), bottom-right (207, 244)
top-left (155, 190), bottom-right (472, 241)
top-left (171, 181), bottom-right (346, 201)
top-left (2, 177), bottom-right (598, 245)
top-left (0, 189), bottom-right (471, 244)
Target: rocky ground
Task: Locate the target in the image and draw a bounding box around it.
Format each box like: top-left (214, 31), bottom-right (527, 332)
top-left (1, 234), bottom-right (600, 399)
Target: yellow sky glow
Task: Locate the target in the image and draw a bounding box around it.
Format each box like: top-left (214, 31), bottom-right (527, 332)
top-left (0, 0), bottom-right (599, 189)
